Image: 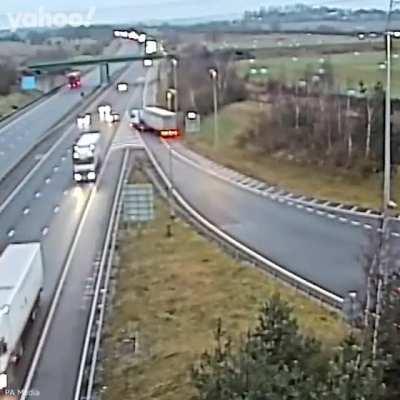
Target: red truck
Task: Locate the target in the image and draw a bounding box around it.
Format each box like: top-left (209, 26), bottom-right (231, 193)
top-left (66, 71), bottom-right (81, 89)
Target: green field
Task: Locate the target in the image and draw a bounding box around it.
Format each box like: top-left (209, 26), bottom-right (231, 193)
top-left (238, 51), bottom-right (400, 95)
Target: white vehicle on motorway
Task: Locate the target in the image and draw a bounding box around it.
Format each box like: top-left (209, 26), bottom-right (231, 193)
top-left (117, 82), bottom-right (128, 92)
top-left (0, 243), bottom-right (44, 380)
top-left (139, 106), bottom-right (179, 138)
top-left (129, 108), bottom-right (142, 127)
top-left (72, 131), bottom-right (101, 183)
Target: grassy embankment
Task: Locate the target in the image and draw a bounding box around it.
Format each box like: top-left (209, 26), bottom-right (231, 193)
top-left (185, 101), bottom-right (397, 210)
top-left (0, 91), bottom-right (41, 119)
top-left (101, 170), bottom-right (347, 400)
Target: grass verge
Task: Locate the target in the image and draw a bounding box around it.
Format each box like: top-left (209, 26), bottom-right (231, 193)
top-left (0, 91), bottom-right (41, 119)
top-left (185, 101), bottom-right (395, 210)
top-left (101, 174), bottom-right (347, 400)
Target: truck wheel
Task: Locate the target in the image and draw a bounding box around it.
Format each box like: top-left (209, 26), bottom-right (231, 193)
top-left (11, 344), bottom-right (23, 364)
top-left (31, 308), bottom-right (37, 322)
top-left (31, 293), bottom-right (41, 321)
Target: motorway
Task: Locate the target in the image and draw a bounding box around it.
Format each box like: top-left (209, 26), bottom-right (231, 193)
top-left (0, 40), bottom-right (146, 397)
top-left (0, 40), bottom-right (395, 398)
top-left (0, 41), bottom-right (131, 183)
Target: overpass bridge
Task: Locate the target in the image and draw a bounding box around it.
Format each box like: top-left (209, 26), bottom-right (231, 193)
top-left (27, 53), bottom-right (175, 84)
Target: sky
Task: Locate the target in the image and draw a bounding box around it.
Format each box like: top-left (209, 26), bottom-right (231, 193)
top-left (0, 0), bottom-right (393, 26)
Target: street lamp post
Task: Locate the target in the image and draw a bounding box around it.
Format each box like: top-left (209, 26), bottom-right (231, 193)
top-left (166, 89), bottom-right (176, 111)
top-left (371, 30), bottom-right (396, 358)
top-left (346, 89), bottom-right (356, 161)
top-left (166, 90), bottom-right (173, 110)
top-left (295, 80), bottom-right (307, 130)
top-left (171, 58), bottom-right (178, 112)
top-left (384, 32), bottom-right (392, 213)
top-left (209, 68), bottom-right (219, 150)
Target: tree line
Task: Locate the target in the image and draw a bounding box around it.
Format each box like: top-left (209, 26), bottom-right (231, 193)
top-left (241, 61), bottom-right (397, 176)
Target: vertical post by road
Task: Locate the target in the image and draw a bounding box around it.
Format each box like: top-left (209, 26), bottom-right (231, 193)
top-left (371, 31), bottom-right (393, 360)
top-left (166, 145), bottom-right (175, 238)
top-left (171, 58), bottom-right (178, 112)
top-left (384, 32), bottom-right (392, 213)
top-left (209, 69), bottom-right (219, 150)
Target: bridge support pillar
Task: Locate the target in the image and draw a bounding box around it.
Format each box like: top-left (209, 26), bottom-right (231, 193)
top-left (99, 63), bottom-right (110, 85)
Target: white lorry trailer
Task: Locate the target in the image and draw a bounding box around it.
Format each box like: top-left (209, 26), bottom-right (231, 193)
top-left (137, 106), bottom-right (179, 138)
top-left (0, 243), bottom-right (44, 379)
top-left (72, 131), bottom-right (102, 183)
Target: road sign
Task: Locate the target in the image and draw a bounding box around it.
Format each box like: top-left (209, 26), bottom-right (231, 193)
top-left (21, 75), bottom-right (37, 91)
top-left (185, 111), bottom-right (200, 133)
top-left (123, 184), bottom-right (154, 223)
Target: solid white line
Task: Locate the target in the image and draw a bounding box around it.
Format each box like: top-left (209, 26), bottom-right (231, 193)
top-left (143, 136), bottom-right (344, 308)
top-left (20, 149), bottom-right (111, 400)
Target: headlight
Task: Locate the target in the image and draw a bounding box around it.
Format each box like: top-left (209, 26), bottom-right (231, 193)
top-left (74, 173), bottom-right (82, 182)
top-left (88, 172), bottom-right (96, 181)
